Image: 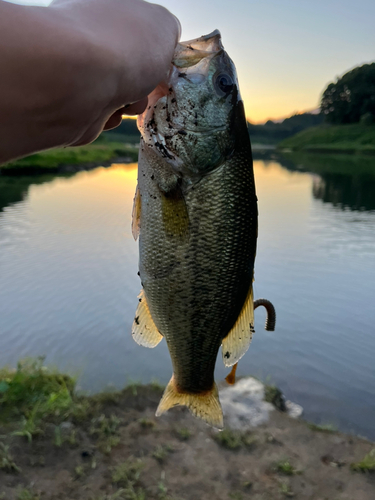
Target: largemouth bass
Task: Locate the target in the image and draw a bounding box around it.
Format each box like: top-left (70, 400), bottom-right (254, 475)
top-left (131, 30), bottom-right (258, 429)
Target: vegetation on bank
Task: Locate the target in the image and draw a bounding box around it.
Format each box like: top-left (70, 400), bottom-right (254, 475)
top-left (277, 123), bottom-right (375, 154)
top-left (0, 142), bottom-right (138, 175)
top-left (248, 112), bottom-right (323, 145)
top-left (1, 358), bottom-right (375, 500)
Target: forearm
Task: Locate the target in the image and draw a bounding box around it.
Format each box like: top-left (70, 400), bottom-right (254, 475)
top-left (0, 0), bottom-right (179, 165)
top-left (0, 1), bottom-right (95, 163)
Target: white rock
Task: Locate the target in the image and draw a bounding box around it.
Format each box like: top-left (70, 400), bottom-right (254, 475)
top-left (219, 377), bottom-right (274, 430)
top-left (285, 400), bottom-right (303, 419)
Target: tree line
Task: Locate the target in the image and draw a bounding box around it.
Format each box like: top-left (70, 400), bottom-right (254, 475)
top-left (320, 62), bottom-right (375, 125)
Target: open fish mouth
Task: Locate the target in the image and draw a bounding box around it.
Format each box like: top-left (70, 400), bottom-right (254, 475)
top-left (138, 30), bottom-right (225, 138)
top-left (172, 29), bottom-right (224, 68)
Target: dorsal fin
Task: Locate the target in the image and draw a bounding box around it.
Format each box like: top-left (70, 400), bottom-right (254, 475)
top-left (131, 290), bottom-right (163, 348)
top-left (221, 286), bottom-right (255, 367)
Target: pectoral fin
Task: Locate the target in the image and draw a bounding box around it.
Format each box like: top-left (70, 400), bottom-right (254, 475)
top-left (222, 287), bottom-right (255, 367)
top-left (131, 290), bottom-right (163, 348)
top-left (161, 186), bottom-right (189, 240)
top-left (132, 184), bottom-right (141, 241)
top-left (156, 376), bottom-right (223, 429)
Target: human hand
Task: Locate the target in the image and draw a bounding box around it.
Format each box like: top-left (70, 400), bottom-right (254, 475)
top-left (50, 0), bottom-right (180, 145)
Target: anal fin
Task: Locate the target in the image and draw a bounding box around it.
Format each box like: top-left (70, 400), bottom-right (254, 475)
top-left (156, 376), bottom-right (223, 429)
top-left (222, 287), bottom-right (255, 367)
top-left (131, 289), bottom-right (163, 348)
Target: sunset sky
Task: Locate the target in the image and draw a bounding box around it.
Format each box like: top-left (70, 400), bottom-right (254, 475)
top-left (7, 0), bottom-right (375, 123)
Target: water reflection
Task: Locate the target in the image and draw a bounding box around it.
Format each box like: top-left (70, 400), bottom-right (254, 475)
top-left (312, 173), bottom-right (375, 211)
top-left (265, 151), bottom-right (375, 211)
top-left (1, 155), bottom-right (375, 439)
top-left (0, 174), bottom-right (73, 213)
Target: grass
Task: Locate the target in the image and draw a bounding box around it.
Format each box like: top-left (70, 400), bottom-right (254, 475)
top-left (213, 429), bottom-right (257, 450)
top-left (350, 449), bottom-right (375, 472)
top-left (152, 444), bottom-right (173, 463)
top-left (110, 458), bottom-right (146, 500)
top-left (1, 142), bottom-right (138, 174)
top-left (0, 357), bottom-right (94, 443)
top-left (307, 422), bottom-right (337, 433)
top-left (174, 426), bottom-right (192, 441)
top-left (138, 418), bottom-right (156, 430)
top-left (278, 123), bottom-right (375, 154)
top-left (16, 488), bottom-right (41, 500)
top-left (279, 481), bottom-right (295, 497)
top-left (274, 459), bottom-right (302, 476)
top-left (0, 441), bottom-right (20, 473)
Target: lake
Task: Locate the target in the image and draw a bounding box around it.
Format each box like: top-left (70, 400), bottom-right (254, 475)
top-left (1, 151), bottom-right (375, 439)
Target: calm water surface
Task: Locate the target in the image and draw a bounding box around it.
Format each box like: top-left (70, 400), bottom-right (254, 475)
top-left (1, 153), bottom-right (375, 439)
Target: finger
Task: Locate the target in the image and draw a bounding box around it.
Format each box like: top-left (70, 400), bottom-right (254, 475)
top-left (122, 97), bottom-right (148, 116)
top-left (103, 109), bottom-right (124, 131)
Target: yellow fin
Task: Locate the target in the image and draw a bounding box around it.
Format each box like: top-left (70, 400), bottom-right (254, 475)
top-left (132, 184), bottom-right (141, 241)
top-left (156, 376), bottom-right (223, 429)
top-left (161, 188), bottom-right (189, 240)
top-left (222, 287), bottom-right (255, 367)
top-left (131, 290), bottom-right (163, 348)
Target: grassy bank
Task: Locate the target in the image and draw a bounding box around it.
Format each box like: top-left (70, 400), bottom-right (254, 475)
top-left (278, 123), bottom-right (375, 154)
top-left (0, 142), bottom-right (138, 175)
top-left (0, 359), bottom-right (375, 500)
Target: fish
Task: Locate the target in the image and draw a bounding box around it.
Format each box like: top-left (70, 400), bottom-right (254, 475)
top-left (131, 30), bottom-right (258, 429)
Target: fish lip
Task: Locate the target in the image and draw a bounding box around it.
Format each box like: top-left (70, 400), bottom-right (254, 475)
top-left (172, 29), bottom-right (223, 68)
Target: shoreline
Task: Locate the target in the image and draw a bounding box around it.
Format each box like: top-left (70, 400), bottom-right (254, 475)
top-left (1, 361), bottom-right (374, 499)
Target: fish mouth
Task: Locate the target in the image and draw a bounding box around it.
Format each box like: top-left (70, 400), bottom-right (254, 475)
top-left (173, 29), bottom-right (223, 68)
top-left (137, 30), bottom-right (225, 151)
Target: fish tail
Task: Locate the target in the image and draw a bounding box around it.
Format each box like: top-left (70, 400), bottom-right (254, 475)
top-left (155, 376), bottom-right (224, 429)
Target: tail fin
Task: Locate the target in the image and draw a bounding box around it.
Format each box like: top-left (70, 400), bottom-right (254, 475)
top-left (155, 376), bottom-right (224, 429)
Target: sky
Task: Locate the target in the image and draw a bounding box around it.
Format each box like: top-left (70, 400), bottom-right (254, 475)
top-left (6, 0), bottom-right (375, 123)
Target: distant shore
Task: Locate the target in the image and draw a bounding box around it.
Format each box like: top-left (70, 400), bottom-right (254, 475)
top-left (277, 123), bottom-right (375, 155)
top-left (0, 360), bottom-right (374, 500)
top-left (0, 142), bottom-right (139, 175)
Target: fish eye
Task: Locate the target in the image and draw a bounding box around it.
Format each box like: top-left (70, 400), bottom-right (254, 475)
top-left (214, 72), bottom-right (234, 97)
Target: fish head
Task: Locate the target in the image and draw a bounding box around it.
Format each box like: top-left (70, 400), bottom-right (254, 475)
top-left (138, 30), bottom-right (242, 182)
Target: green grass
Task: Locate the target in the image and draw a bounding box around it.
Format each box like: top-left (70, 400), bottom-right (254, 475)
top-left (278, 123), bottom-right (375, 154)
top-left (307, 422), bottom-right (337, 433)
top-left (152, 444), bottom-right (173, 463)
top-left (0, 441), bottom-right (20, 473)
top-left (350, 449), bottom-right (375, 472)
top-left (16, 488), bottom-right (41, 500)
top-left (0, 357), bottom-right (92, 437)
top-left (110, 458), bottom-right (146, 500)
top-left (1, 142), bottom-right (138, 174)
top-left (174, 426), bottom-right (192, 441)
top-left (274, 459), bottom-right (302, 476)
top-left (213, 429), bottom-right (256, 450)
top-left (138, 418), bottom-right (156, 430)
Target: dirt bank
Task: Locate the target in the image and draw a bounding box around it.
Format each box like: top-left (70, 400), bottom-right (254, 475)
top-left (1, 383), bottom-right (374, 500)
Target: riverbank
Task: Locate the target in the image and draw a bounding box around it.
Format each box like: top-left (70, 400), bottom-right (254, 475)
top-left (277, 123), bottom-right (375, 155)
top-left (0, 142), bottom-right (138, 175)
top-left (0, 359), bottom-right (374, 500)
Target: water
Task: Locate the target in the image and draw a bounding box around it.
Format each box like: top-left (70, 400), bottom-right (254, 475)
top-left (1, 153), bottom-right (375, 439)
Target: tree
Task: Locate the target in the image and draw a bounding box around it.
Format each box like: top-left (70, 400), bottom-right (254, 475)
top-left (320, 63), bottom-right (375, 124)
